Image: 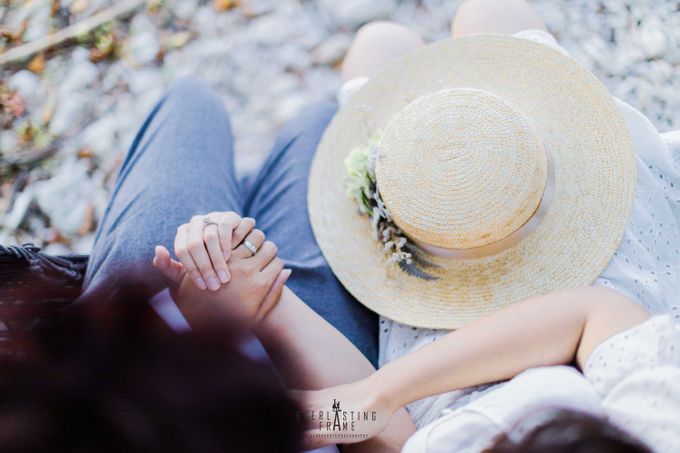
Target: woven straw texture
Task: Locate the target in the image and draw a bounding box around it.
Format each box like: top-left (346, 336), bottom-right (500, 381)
top-left (376, 87), bottom-right (548, 249)
top-left (308, 35), bottom-right (636, 329)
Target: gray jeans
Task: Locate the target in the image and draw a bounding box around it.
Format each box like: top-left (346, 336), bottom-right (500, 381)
top-left (79, 78), bottom-right (379, 366)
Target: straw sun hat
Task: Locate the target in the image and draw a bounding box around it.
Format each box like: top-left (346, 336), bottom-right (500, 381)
top-left (308, 35), bottom-right (636, 329)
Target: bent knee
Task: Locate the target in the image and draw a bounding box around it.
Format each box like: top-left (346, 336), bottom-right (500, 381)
top-left (160, 77), bottom-right (228, 122)
top-left (165, 77), bottom-right (219, 106)
top-left (451, 0), bottom-right (546, 38)
top-left (354, 21), bottom-right (422, 43)
top-left (342, 21), bottom-right (424, 81)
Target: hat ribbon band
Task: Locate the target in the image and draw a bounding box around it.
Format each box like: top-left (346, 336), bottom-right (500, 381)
top-left (413, 145), bottom-right (555, 260)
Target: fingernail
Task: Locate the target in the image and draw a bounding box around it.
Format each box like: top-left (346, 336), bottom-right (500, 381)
top-left (207, 276), bottom-right (220, 291)
top-left (194, 277), bottom-right (207, 290)
top-left (218, 269), bottom-right (229, 283)
top-left (283, 269), bottom-right (292, 282)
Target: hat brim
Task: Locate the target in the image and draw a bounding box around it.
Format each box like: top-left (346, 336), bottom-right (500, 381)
top-left (308, 35), bottom-right (636, 329)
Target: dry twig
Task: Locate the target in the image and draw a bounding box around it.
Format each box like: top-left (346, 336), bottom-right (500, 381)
top-left (0, 0), bottom-right (145, 67)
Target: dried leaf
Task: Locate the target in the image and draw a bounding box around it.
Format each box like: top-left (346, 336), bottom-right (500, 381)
top-left (214, 0), bottom-right (239, 12)
top-left (77, 148), bottom-right (94, 159)
top-left (0, 83), bottom-right (26, 124)
top-left (16, 121), bottom-right (51, 149)
top-left (51, 0), bottom-right (61, 17)
top-left (398, 260), bottom-right (439, 281)
top-left (165, 31), bottom-right (192, 50)
top-left (28, 53), bottom-right (46, 74)
top-left (43, 227), bottom-right (69, 245)
top-left (41, 96), bottom-right (56, 124)
top-left (0, 83), bottom-right (14, 127)
top-left (70, 0), bottom-right (89, 15)
top-left (8, 92), bottom-right (26, 118)
top-left (146, 0), bottom-right (166, 12)
top-left (77, 204), bottom-right (95, 236)
top-left (84, 22), bottom-right (122, 62)
top-left (239, 2), bottom-right (258, 18)
top-left (0, 29), bottom-right (18, 44)
top-left (403, 242), bottom-right (441, 269)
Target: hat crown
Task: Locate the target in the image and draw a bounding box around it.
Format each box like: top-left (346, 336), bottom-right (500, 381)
top-left (375, 88), bottom-right (548, 249)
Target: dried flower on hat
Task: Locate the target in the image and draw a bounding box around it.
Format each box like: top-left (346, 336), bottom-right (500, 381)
top-left (344, 139), bottom-right (439, 280)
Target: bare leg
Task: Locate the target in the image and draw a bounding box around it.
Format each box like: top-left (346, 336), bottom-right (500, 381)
top-left (341, 21), bottom-right (425, 81)
top-left (451, 0), bottom-right (546, 38)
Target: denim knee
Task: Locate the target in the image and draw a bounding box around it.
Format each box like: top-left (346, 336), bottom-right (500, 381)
top-left (161, 77), bottom-right (230, 122)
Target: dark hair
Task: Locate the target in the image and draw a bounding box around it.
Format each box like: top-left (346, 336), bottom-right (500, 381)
top-left (0, 284), bottom-right (302, 453)
top-left (487, 408), bottom-right (651, 453)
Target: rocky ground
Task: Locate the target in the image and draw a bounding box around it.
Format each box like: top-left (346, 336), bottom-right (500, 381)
top-left (1, 0), bottom-right (679, 255)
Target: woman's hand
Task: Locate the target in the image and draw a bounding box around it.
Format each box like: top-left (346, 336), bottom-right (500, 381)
top-left (172, 211), bottom-right (254, 291)
top-left (291, 378), bottom-right (399, 450)
top-left (153, 216), bottom-right (291, 324)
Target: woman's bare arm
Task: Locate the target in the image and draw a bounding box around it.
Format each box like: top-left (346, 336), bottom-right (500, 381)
top-left (259, 287), bottom-right (376, 389)
top-left (372, 286), bottom-right (650, 410)
top-left (258, 287), bottom-right (416, 452)
top-left (298, 286), bottom-right (650, 449)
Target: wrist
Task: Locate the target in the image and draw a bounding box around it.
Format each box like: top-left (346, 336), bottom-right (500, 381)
top-left (257, 286), bottom-right (293, 337)
top-left (363, 366), bottom-right (403, 414)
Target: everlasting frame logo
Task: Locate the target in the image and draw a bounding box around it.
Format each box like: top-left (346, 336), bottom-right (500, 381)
top-left (299, 399), bottom-right (378, 441)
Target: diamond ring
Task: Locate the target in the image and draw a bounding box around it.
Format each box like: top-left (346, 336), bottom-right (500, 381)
top-left (243, 240), bottom-right (258, 256)
top-left (203, 216), bottom-right (218, 227)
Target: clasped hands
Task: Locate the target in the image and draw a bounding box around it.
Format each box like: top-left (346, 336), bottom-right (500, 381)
top-left (152, 211), bottom-right (290, 324)
top-left (152, 211), bottom-right (401, 448)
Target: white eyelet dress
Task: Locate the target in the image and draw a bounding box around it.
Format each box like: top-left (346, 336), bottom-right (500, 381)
top-left (338, 30), bottom-right (680, 452)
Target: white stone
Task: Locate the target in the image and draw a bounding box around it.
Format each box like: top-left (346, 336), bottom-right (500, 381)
top-left (126, 31), bottom-right (161, 66)
top-left (58, 60), bottom-right (99, 96)
top-left (33, 159), bottom-right (93, 236)
top-left (50, 93), bottom-right (90, 135)
top-left (126, 14), bottom-right (160, 65)
top-left (172, 0), bottom-right (199, 20)
top-left (8, 70), bottom-right (42, 106)
top-left (70, 46), bottom-right (92, 63)
top-left (644, 60), bottom-right (673, 86)
top-left (324, 0), bottom-right (395, 27)
top-left (43, 242), bottom-right (73, 256)
top-left (247, 13), bottom-right (293, 45)
top-left (79, 114), bottom-right (118, 156)
top-left (313, 33), bottom-right (352, 65)
top-left (190, 6), bottom-right (220, 36)
top-left (278, 43), bottom-right (313, 70)
top-left (128, 68), bottom-right (164, 95)
top-left (21, 0), bottom-right (51, 41)
top-left (4, 189), bottom-right (33, 231)
top-left (1, 130), bottom-right (18, 154)
top-left (635, 16), bottom-right (668, 58)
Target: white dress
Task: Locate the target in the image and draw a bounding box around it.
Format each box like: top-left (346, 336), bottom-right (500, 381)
top-left (340, 30), bottom-right (680, 452)
top-left (402, 315), bottom-right (680, 452)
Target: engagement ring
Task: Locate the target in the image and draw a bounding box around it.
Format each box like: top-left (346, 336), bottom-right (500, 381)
top-left (203, 216), bottom-right (218, 227)
top-left (243, 240), bottom-right (258, 256)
